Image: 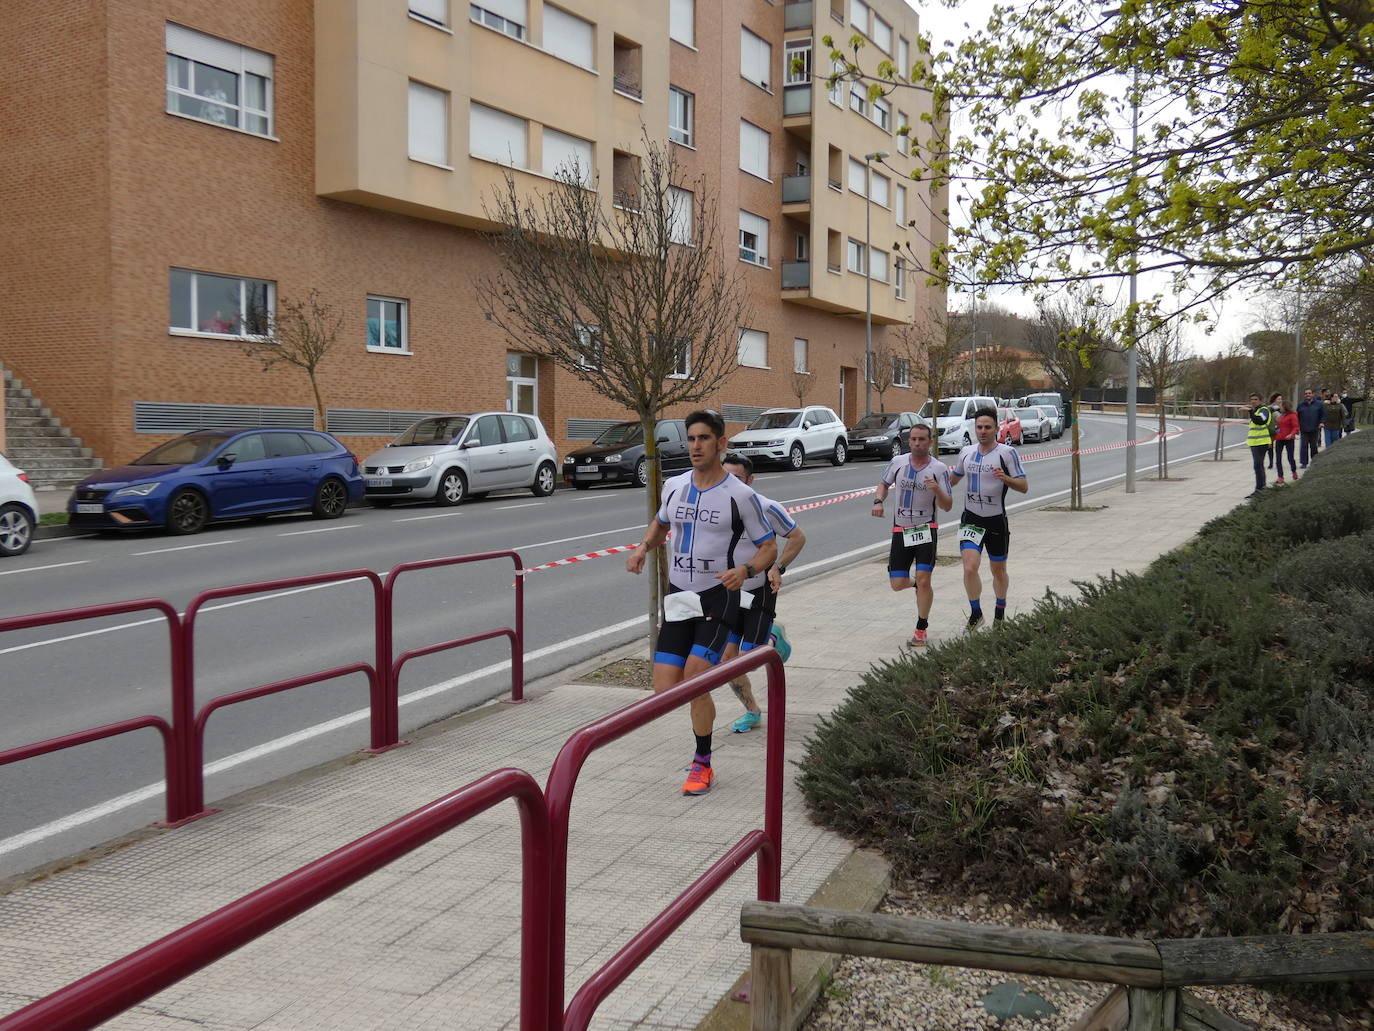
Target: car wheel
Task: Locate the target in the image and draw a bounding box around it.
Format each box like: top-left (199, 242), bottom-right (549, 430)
top-left (369, 498), bottom-right (394, 508)
top-left (831, 439), bottom-right (847, 466)
top-left (166, 488), bottom-right (209, 535)
top-left (0, 503), bottom-right (34, 557)
top-left (788, 442), bottom-right (805, 471)
top-left (531, 462), bottom-right (556, 498)
top-left (635, 457), bottom-right (649, 487)
top-left (312, 477), bottom-right (348, 519)
top-left (436, 468), bottom-right (466, 506)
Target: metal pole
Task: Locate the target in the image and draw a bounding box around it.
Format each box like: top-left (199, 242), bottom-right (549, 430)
top-left (1293, 292), bottom-right (1303, 406)
top-left (970, 296), bottom-right (978, 395)
top-left (864, 156), bottom-right (873, 418)
top-left (1125, 68), bottom-right (1139, 493)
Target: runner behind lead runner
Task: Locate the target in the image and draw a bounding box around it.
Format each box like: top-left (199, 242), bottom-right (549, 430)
top-left (625, 410), bottom-right (778, 795)
top-left (720, 452), bottom-right (807, 733)
top-left (948, 408), bottom-right (1028, 632)
top-left (871, 422), bottom-right (953, 646)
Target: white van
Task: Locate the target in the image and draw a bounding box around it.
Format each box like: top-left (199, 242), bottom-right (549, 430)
top-left (918, 395), bottom-right (999, 453)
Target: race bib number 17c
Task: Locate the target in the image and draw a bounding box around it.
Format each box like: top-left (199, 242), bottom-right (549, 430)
top-left (958, 524), bottom-right (987, 547)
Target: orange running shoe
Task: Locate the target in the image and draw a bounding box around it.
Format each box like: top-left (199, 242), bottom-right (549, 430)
top-left (682, 762), bottom-right (715, 795)
top-left (910, 628), bottom-right (928, 647)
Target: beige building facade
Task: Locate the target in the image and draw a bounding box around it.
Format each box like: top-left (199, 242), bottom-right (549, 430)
top-left (0, 0), bottom-right (945, 468)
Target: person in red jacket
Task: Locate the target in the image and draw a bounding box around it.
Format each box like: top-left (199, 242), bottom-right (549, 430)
top-left (1274, 397), bottom-right (1300, 483)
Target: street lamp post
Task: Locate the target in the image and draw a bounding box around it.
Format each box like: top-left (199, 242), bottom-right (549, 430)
top-left (1125, 68), bottom-right (1140, 493)
top-left (864, 150), bottom-right (888, 417)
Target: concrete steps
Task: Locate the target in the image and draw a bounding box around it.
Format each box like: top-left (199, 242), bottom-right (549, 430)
top-left (2, 366), bottom-right (103, 490)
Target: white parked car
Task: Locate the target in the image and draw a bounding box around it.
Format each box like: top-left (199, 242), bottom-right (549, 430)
top-left (920, 395), bottom-right (999, 453)
top-left (362, 412), bottom-right (559, 507)
top-left (0, 451), bottom-right (38, 557)
top-left (1035, 404), bottom-right (1063, 438)
top-left (1016, 406), bottom-right (1053, 443)
top-left (728, 406), bottom-right (848, 469)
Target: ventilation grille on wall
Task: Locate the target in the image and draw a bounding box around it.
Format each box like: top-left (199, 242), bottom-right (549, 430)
top-left (721, 404), bottom-right (770, 423)
top-left (567, 419), bottom-right (620, 440)
top-left (324, 409), bottom-right (446, 435)
top-left (134, 402), bottom-right (444, 436)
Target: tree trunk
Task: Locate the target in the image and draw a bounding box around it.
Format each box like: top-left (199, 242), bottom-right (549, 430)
top-left (1157, 406), bottom-right (1168, 479)
top-left (1070, 392), bottom-right (1082, 509)
top-left (640, 411), bottom-right (664, 661)
top-left (309, 371), bottom-right (327, 432)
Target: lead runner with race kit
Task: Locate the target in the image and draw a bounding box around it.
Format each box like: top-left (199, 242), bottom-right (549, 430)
top-left (871, 422), bottom-right (954, 647)
top-left (948, 408), bottom-right (1028, 633)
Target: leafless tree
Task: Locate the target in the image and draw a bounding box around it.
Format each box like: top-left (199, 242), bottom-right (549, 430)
top-left (790, 367), bottom-right (815, 407)
top-left (476, 134), bottom-right (748, 654)
top-left (868, 338), bottom-right (899, 413)
top-left (242, 289), bottom-right (343, 432)
top-left (894, 309), bottom-right (958, 450)
top-left (1134, 319), bottom-right (1192, 478)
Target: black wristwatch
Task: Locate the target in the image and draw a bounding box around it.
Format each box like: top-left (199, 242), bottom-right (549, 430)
top-left (776, 564), bottom-right (787, 576)
top-left (743, 563), bottom-right (755, 578)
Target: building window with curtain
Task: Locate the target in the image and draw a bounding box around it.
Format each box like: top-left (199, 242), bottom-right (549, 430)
top-left (738, 328), bottom-right (768, 368)
top-left (408, 81), bottom-right (449, 165)
top-left (670, 0), bottom-right (695, 46)
top-left (469, 101), bottom-right (528, 167)
top-left (669, 87), bottom-right (694, 146)
top-left (794, 337), bottom-right (809, 374)
top-left (739, 119), bottom-right (770, 180)
top-left (165, 23), bottom-right (273, 136)
top-left (739, 210), bottom-right (769, 265)
top-left (470, 0), bottom-right (526, 39)
top-left (740, 27), bottom-right (771, 90)
top-left (543, 5), bottom-right (594, 68)
top-left (367, 296), bottom-right (409, 352)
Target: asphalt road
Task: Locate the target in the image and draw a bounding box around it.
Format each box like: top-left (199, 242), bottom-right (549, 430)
top-left (0, 414), bottom-right (1247, 875)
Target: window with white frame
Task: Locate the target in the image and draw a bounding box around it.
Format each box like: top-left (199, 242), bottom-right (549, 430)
top-left (870, 169), bottom-right (889, 207)
top-left (870, 247), bottom-right (889, 282)
top-left (847, 157), bottom-right (867, 194)
top-left (739, 120), bottom-right (770, 179)
top-left (367, 296), bottom-right (409, 352)
top-left (894, 259), bottom-right (907, 299)
top-left (410, 0), bottom-right (447, 26)
top-left (739, 210), bottom-right (769, 265)
top-left (670, 338), bottom-right (692, 378)
top-left (169, 268), bottom-right (273, 337)
top-left (898, 36), bottom-right (910, 78)
top-left (893, 355), bottom-right (910, 386)
top-left (794, 337), bottom-right (809, 373)
top-left (848, 82), bottom-right (867, 116)
top-left (897, 108), bottom-right (909, 136)
top-left (851, 0), bottom-right (870, 34)
top-left (470, 0), bottom-right (526, 39)
top-left (670, 0), bottom-right (695, 46)
top-left (669, 86), bottom-right (694, 146)
top-left (871, 14), bottom-right (892, 53)
top-left (738, 328), bottom-right (768, 368)
top-left (542, 127), bottom-right (593, 184)
top-left (470, 101), bottom-right (528, 166)
top-left (847, 238), bottom-right (866, 274)
top-left (165, 24), bottom-right (273, 136)
top-left (575, 323), bottom-right (601, 368)
top-left (667, 186), bottom-right (694, 245)
top-left (543, 5), bottom-right (594, 68)
top-left (784, 39), bottom-right (811, 84)
top-left (896, 183), bottom-right (907, 226)
top-left (872, 96), bottom-right (891, 131)
top-left (828, 57), bottom-right (844, 106)
top-left (740, 27), bottom-right (771, 90)
top-left (409, 81), bottom-right (449, 165)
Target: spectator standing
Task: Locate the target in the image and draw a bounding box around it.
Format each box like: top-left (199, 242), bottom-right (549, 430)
top-left (1324, 393), bottom-right (1346, 447)
top-left (1274, 398), bottom-right (1299, 483)
top-left (1265, 392), bottom-right (1283, 468)
top-left (1296, 388), bottom-right (1324, 468)
top-left (1340, 391), bottom-right (1367, 434)
top-left (1245, 393), bottom-right (1273, 497)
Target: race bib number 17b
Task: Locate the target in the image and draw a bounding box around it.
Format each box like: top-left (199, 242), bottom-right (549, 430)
top-left (901, 524), bottom-right (933, 547)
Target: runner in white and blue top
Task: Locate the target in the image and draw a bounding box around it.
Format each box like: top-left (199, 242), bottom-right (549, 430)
top-left (627, 410), bottom-right (778, 796)
top-left (871, 422), bottom-right (953, 646)
top-left (948, 407), bottom-right (1029, 631)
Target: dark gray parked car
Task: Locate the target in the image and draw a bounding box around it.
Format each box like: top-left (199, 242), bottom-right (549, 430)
top-left (845, 411), bottom-right (924, 461)
top-left (562, 419), bottom-right (690, 489)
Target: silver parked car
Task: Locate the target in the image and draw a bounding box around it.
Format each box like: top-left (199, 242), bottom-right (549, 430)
top-left (1015, 406), bottom-right (1052, 443)
top-left (362, 412), bottom-right (558, 507)
top-left (1035, 404), bottom-right (1063, 439)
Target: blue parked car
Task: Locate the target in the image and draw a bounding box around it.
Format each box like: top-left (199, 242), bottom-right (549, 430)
top-left (68, 428), bottom-right (364, 535)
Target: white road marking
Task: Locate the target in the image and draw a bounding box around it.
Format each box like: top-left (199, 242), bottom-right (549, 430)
top-left (277, 525), bottom-right (358, 537)
top-left (0, 560), bottom-right (90, 577)
top-left (395, 512), bottom-right (459, 522)
top-left (514, 524), bottom-right (643, 552)
top-left (132, 540), bottom-right (242, 556)
top-left (495, 502), bottom-right (542, 511)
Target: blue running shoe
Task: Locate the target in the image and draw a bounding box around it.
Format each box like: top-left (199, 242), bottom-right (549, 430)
top-left (732, 711), bottom-right (762, 733)
top-left (769, 623), bottom-right (792, 663)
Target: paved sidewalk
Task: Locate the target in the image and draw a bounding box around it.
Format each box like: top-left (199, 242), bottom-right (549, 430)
top-left (0, 456), bottom-right (1255, 1031)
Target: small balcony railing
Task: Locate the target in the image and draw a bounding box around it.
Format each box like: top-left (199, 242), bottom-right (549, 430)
top-left (781, 261), bottom-right (811, 289)
top-left (783, 83), bottom-right (812, 116)
top-left (781, 173), bottom-right (811, 204)
top-left (784, 0), bottom-right (813, 30)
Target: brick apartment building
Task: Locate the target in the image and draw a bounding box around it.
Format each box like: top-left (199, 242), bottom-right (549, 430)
top-left (0, 0), bottom-right (945, 472)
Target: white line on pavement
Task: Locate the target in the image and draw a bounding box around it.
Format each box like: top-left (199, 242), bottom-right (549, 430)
top-left (395, 512), bottom-right (460, 522)
top-left (132, 540), bottom-right (242, 556)
top-left (495, 502), bottom-right (543, 511)
top-left (277, 525), bottom-right (359, 537)
top-left (0, 560), bottom-right (90, 577)
top-left (514, 524), bottom-right (643, 553)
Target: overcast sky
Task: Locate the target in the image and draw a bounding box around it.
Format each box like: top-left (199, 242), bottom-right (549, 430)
top-left (901, 0), bottom-right (1270, 356)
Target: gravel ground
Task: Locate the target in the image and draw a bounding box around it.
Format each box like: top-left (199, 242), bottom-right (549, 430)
top-left (801, 886), bottom-right (1330, 1031)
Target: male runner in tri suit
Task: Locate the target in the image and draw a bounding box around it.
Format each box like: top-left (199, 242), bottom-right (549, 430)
top-left (626, 410), bottom-right (778, 795)
top-left (719, 452), bottom-right (807, 733)
top-left (871, 422), bottom-right (954, 646)
top-left (949, 407), bottom-right (1028, 632)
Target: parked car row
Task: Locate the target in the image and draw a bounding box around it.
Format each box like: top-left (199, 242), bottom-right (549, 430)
top-left (0, 452), bottom-right (38, 557)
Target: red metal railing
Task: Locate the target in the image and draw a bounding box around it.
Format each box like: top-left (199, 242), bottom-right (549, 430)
top-left (548, 647), bottom-right (786, 1031)
top-left (0, 599), bottom-right (189, 824)
top-left (385, 551), bottom-right (526, 705)
top-left (179, 569), bottom-right (388, 819)
top-left (0, 768), bottom-right (552, 1031)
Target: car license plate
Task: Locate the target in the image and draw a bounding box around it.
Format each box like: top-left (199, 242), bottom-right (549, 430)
top-left (849, 441), bottom-right (864, 450)
top-left (366, 477), bottom-right (393, 488)
top-left (738, 448), bottom-right (765, 456)
top-left (576, 466), bottom-right (600, 475)
top-left (76, 503), bottom-right (103, 514)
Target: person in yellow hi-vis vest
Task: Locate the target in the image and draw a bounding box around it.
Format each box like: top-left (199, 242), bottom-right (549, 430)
top-left (1246, 393), bottom-right (1274, 498)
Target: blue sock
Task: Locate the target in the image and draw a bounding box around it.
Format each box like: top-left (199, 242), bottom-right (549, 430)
top-left (995, 598), bottom-right (1007, 620)
top-left (969, 599), bottom-right (982, 617)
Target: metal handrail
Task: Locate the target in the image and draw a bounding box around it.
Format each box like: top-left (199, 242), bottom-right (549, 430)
top-left (0, 768), bottom-right (553, 1031)
top-left (385, 551), bottom-right (525, 704)
top-left (0, 598), bottom-right (188, 823)
top-left (546, 647), bottom-right (786, 1030)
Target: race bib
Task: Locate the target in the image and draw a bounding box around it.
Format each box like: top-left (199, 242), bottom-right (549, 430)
top-left (739, 589), bottom-right (756, 610)
top-left (901, 524), bottom-right (933, 547)
top-left (958, 524), bottom-right (987, 547)
top-left (663, 591), bottom-right (705, 622)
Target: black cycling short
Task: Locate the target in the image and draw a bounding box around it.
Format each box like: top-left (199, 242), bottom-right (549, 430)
top-left (958, 509), bottom-right (1010, 561)
top-left (728, 583), bottom-right (777, 649)
top-left (654, 584), bottom-right (738, 667)
top-left (887, 524), bottom-right (939, 578)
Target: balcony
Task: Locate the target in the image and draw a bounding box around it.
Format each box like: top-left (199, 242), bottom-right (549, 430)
top-left (781, 173), bottom-right (811, 204)
top-left (784, 0), bottom-right (813, 29)
top-left (781, 261), bottom-right (810, 289)
top-left (783, 83), bottom-right (812, 116)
